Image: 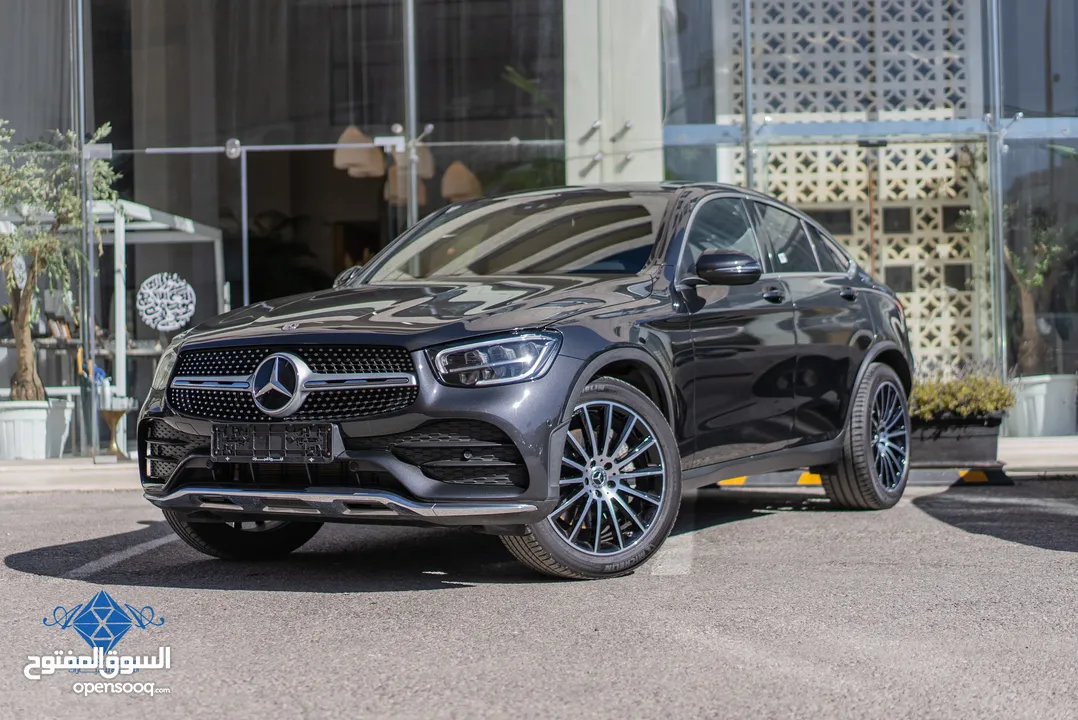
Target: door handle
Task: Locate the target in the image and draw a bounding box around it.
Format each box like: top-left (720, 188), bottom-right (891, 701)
top-left (839, 287), bottom-right (857, 301)
top-left (762, 287), bottom-right (785, 303)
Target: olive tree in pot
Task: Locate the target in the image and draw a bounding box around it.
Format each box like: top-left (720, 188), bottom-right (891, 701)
top-left (998, 206), bottom-right (1078, 436)
top-left (909, 361), bottom-right (1016, 468)
top-left (957, 144), bottom-right (1078, 437)
top-left (0, 121), bottom-right (118, 459)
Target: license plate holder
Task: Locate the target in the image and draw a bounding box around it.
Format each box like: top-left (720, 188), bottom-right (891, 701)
top-left (211, 424), bottom-right (333, 463)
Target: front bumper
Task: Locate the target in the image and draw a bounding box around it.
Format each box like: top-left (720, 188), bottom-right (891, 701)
top-left (145, 487), bottom-right (543, 526)
top-left (138, 352), bottom-right (583, 527)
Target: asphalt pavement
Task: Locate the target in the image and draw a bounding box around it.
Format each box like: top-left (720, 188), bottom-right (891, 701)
top-left (1, 481), bottom-right (1077, 719)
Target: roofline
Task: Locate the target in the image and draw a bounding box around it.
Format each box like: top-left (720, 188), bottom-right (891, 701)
top-left (474, 181), bottom-right (776, 202)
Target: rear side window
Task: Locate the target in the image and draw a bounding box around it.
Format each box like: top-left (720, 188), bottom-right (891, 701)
top-left (806, 225), bottom-right (850, 274)
top-left (684, 197), bottom-right (760, 265)
top-left (754, 203), bottom-right (819, 273)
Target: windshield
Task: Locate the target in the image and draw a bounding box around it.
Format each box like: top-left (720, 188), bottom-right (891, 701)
top-left (363, 189), bottom-right (672, 282)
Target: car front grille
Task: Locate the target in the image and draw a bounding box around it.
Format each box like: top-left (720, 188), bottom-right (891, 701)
top-left (142, 420), bottom-right (208, 482)
top-left (167, 345), bottom-right (418, 422)
top-left (174, 345), bottom-right (414, 377)
top-left (168, 385), bottom-right (418, 423)
top-left (347, 420), bottom-right (528, 487)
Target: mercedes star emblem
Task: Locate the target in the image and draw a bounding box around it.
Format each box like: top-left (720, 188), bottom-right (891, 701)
top-left (251, 353), bottom-right (308, 417)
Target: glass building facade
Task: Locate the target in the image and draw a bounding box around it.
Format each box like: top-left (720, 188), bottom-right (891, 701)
top-left (2, 0), bottom-right (1077, 452)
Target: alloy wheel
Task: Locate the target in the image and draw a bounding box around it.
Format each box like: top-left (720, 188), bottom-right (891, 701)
top-left (870, 380), bottom-right (908, 491)
top-left (548, 401), bottom-right (667, 555)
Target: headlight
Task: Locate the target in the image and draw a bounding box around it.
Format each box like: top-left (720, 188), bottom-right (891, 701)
top-left (430, 332), bottom-right (561, 387)
top-left (151, 336), bottom-right (186, 391)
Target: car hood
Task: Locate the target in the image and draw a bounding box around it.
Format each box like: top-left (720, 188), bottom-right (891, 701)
top-left (181, 275), bottom-right (654, 352)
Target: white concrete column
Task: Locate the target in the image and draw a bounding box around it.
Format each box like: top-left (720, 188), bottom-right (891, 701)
top-left (563, 0), bottom-right (665, 184)
top-left (563, 0), bottom-right (602, 183)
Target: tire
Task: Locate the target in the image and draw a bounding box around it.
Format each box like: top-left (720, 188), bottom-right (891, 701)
top-left (501, 377), bottom-right (682, 579)
top-left (163, 511), bottom-right (323, 560)
top-left (819, 362), bottom-right (910, 510)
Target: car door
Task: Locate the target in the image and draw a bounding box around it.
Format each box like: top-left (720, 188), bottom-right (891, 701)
top-left (679, 195), bottom-right (799, 468)
top-left (752, 202), bottom-right (874, 445)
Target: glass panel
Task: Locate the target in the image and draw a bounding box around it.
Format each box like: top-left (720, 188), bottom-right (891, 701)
top-left (754, 203), bottom-right (818, 272)
top-left (684, 198), bottom-right (759, 264)
top-left (95, 150), bottom-right (240, 445)
top-left (661, 1), bottom-right (742, 181)
top-left (1000, 0), bottom-right (1078, 118)
top-left (0, 0), bottom-right (76, 141)
top-left (748, 0), bottom-right (989, 125)
top-left (664, 0), bottom-right (745, 125)
top-left (419, 142), bottom-right (565, 218)
top-left (416, 0), bottom-right (564, 142)
top-left (664, 143), bottom-right (747, 185)
top-left (105, 150), bottom-right (240, 331)
top-left (87, 0), bottom-right (406, 149)
top-left (1001, 139), bottom-right (1078, 381)
top-left (244, 148), bottom-right (389, 301)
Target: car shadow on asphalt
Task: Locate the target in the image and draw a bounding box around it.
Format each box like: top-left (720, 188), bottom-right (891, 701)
top-left (911, 480), bottom-right (1078, 553)
top-left (671, 486), bottom-right (835, 538)
top-left (4, 488), bottom-right (833, 592)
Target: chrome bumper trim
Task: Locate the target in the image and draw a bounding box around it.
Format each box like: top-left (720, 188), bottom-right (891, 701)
top-left (146, 486), bottom-right (536, 519)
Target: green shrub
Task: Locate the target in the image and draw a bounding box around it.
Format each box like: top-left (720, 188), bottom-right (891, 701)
top-left (909, 360), bottom-right (1015, 422)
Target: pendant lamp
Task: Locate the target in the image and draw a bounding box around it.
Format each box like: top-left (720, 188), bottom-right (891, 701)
top-left (384, 164), bottom-right (428, 207)
top-left (441, 161), bottom-right (482, 202)
top-left (392, 145), bottom-right (436, 180)
top-left (335, 126), bottom-right (384, 177)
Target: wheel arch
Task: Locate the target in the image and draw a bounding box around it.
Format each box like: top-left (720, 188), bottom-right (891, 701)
top-left (871, 346), bottom-right (913, 394)
top-left (562, 347), bottom-right (675, 425)
top-left (847, 341), bottom-right (913, 424)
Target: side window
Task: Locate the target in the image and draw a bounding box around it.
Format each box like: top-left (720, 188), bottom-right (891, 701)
top-left (754, 203), bottom-right (819, 273)
top-left (806, 225), bottom-right (850, 274)
top-left (684, 198), bottom-right (760, 266)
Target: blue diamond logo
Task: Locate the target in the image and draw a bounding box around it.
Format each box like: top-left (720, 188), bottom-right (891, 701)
top-left (70, 591), bottom-right (133, 652)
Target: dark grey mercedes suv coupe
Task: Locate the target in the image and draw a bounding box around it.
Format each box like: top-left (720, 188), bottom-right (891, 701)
top-left (138, 183), bottom-right (913, 579)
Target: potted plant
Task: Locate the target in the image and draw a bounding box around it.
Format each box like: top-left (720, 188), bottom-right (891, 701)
top-left (909, 361), bottom-right (1016, 468)
top-left (0, 120), bottom-right (118, 459)
top-left (998, 144), bottom-right (1078, 437)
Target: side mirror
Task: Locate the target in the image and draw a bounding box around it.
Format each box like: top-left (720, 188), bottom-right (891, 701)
top-left (691, 250), bottom-right (762, 286)
top-left (333, 267), bottom-right (359, 288)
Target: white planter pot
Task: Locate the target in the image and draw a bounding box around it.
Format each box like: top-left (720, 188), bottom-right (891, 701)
top-left (0, 400), bottom-right (50, 460)
top-left (46, 398), bottom-right (74, 459)
top-left (1003, 374), bottom-right (1078, 438)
